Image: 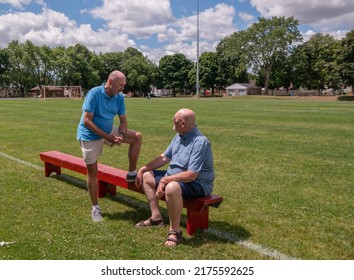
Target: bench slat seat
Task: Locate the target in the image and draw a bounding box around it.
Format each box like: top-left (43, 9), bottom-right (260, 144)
top-left (40, 150), bottom-right (223, 235)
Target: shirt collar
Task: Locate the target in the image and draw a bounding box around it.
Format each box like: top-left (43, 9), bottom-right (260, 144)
top-left (180, 126), bottom-right (197, 139)
top-left (101, 83), bottom-right (114, 99)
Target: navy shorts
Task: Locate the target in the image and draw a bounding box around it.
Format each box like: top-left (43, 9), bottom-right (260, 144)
top-left (153, 170), bottom-right (205, 199)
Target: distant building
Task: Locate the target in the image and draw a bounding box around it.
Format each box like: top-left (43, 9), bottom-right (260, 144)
top-left (29, 86), bottom-right (82, 98)
top-left (225, 83), bottom-right (261, 96)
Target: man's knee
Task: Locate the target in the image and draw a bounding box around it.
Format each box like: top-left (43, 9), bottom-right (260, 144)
top-left (134, 131), bottom-right (142, 144)
top-left (165, 182), bottom-right (181, 197)
top-left (125, 130), bottom-right (142, 145)
top-left (142, 170), bottom-right (154, 183)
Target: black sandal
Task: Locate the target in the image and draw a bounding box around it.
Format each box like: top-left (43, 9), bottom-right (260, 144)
top-left (135, 217), bottom-right (164, 228)
top-left (165, 230), bottom-right (182, 247)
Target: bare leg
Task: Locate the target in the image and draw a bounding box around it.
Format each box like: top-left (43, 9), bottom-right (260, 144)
top-left (86, 162), bottom-right (98, 205)
top-left (123, 130), bottom-right (142, 172)
top-left (140, 171), bottom-right (162, 222)
top-left (164, 182), bottom-right (183, 246)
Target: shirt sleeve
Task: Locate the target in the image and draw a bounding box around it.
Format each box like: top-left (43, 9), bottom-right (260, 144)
top-left (163, 136), bottom-right (175, 159)
top-left (188, 137), bottom-right (210, 173)
top-left (83, 90), bottom-right (96, 113)
top-left (117, 94), bottom-right (126, 115)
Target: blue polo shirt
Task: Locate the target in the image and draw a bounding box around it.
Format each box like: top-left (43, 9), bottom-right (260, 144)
top-left (164, 127), bottom-right (215, 195)
top-left (77, 84), bottom-right (126, 141)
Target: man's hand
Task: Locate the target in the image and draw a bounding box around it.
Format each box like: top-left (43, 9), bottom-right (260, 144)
top-left (156, 181), bottom-right (166, 198)
top-left (108, 135), bottom-right (124, 146)
top-left (135, 169), bottom-right (144, 189)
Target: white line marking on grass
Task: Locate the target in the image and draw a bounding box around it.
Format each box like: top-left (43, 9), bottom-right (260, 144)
top-left (0, 152), bottom-right (298, 260)
top-left (118, 195), bottom-right (298, 260)
top-left (208, 228), bottom-right (298, 260)
top-left (0, 152), bottom-right (42, 170)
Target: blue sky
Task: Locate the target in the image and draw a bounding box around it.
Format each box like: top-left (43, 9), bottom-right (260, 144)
top-left (0, 0), bottom-right (353, 63)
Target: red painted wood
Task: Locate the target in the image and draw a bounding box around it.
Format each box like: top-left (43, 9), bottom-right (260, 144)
top-left (39, 150), bottom-right (223, 235)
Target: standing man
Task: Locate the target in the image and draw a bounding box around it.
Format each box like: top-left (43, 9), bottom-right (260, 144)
top-left (135, 108), bottom-right (214, 247)
top-left (77, 70), bottom-right (142, 222)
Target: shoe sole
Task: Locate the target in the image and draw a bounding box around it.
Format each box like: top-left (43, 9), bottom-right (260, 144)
top-left (126, 179), bottom-right (136, 183)
top-left (91, 211), bottom-right (103, 222)
top-left (135, 223), bottom-right (165, 228)
top-left (92, 215), bottom-right (103, 222)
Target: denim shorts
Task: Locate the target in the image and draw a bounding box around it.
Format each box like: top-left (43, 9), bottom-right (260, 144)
top-left (153, 170), bottom-right (206, 199)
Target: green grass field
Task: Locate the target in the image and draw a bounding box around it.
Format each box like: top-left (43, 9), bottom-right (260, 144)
top-left (0, 96), bottom-right (353, 260)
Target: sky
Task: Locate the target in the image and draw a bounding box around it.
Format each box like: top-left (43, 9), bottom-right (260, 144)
top-left (0, 0), bottom-right (353, 63)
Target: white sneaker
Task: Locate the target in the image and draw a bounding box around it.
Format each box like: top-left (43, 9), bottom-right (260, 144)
top-left (91, 208), bottom-right (103, 222)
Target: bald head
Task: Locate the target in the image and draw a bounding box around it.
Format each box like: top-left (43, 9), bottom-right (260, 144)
top-left (176, 108), bottom-right (195, 127)
top-left (173, 108), bottom-right (196, 134)
top-left (105, 70), bottom-right (126, 96)
top-left (108, 70), bottom-right (126, 82)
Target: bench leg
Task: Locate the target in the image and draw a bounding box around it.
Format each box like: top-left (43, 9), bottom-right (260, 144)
top-left (186, 206), bottom-right (209, 236)
top-left (44, 162), bottom-right (61, 177)
top-left (98, 180), bottom-right (117, 197)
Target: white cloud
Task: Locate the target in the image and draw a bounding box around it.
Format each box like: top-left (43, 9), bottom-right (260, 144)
top-left (157, 33), bottom-right (168, 43)
top-left (250, 0), bottom-right (354, 32)
top-left (0, 8), bottom-right (135, 52)
top-left (86, 1), bottom-right (236, 61)
top-left (88, 0), bottom-right (173, 38)
top-left (239, 11), bottom-right (255, 22)
top-left (199, 4), bottom-right (236, 41)
top-left (1, 0), bottom-right (352, 64)
top-left (160, 3), bottom-right (236, 58)
top-left (0, 0), bottom-right (31, 9)
top-left (35, 0), bottom-right (45, 6)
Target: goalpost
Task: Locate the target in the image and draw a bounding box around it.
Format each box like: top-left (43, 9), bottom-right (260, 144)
top-left (41, 86), bottom-right (83, 99)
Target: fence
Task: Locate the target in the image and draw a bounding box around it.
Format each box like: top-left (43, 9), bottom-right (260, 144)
top-left (264, 89), bottom-right (329, 96)
top-left (0, 87), bottom-right (22, 98)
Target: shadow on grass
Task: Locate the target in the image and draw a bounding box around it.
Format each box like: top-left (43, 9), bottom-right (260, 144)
top-left (104, 208), bottom-right (251, 248)
top-left (53, 174), bottom-right (251, 247)
top-left (184, 222), bottom-right (252, 248)
top-left (54, 174), bottom-right (87, 191)
top-left (338, 95), bottom-right (354, 101)
top-left (106, 193), bottom-right (252, 247)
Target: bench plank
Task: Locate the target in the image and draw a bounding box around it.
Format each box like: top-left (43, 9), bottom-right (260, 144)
top-left (40, 150), bottom-right (223, 235)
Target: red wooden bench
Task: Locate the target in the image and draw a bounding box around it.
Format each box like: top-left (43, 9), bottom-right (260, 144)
top-left (39, 150), bottom-right (223, 235)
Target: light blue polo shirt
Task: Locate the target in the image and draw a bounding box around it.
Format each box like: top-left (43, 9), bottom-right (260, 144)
top-left (77, 83), bottom-right (126, 141)
top-left (164, 127), bottom-right (215, 195)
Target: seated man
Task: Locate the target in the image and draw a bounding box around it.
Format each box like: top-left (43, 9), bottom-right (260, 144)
top-left (135, 108), bottom-right (214, 247)
top-left (77, 70), bottom-right (142, 222)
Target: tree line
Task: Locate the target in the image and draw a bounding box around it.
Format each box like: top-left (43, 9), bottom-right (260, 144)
top-left (0, 16), bottom-right (353, 97)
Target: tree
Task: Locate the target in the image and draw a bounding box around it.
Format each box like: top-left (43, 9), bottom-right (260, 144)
top-left (22, 42), bottom-right (55, 90)
top-left (199, 52), bottom-right (219, 95)
top-left (0, 48), bottom-right (10, 86)
top-left (159, 53), bottom-right (193, 96)
top-left (5, 40), bottom-right (34, 96)
top-left (216, 34), bottom-right (248, 89)
top-left (51, 46), bottom-right (74, 85)
top-left (291, 33), bottom-right (341, 90)
top-left (257, 53), bottom-right (293, 90)
top-left (226, 16), bottom-right (302, 95)
top-left (98, 52), bottom-right (124, 81)
top-left (338, 30), bottom-right (354, 93)
top-left (65, 44), bottom-right (100, 89)
top-left (120, 47), bottom-right (158, 96)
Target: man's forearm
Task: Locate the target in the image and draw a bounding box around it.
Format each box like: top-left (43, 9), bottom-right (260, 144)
top-left (161, 170), bottom-right (198, 184)
top-left (85, 119), bottom-right (110, 140)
